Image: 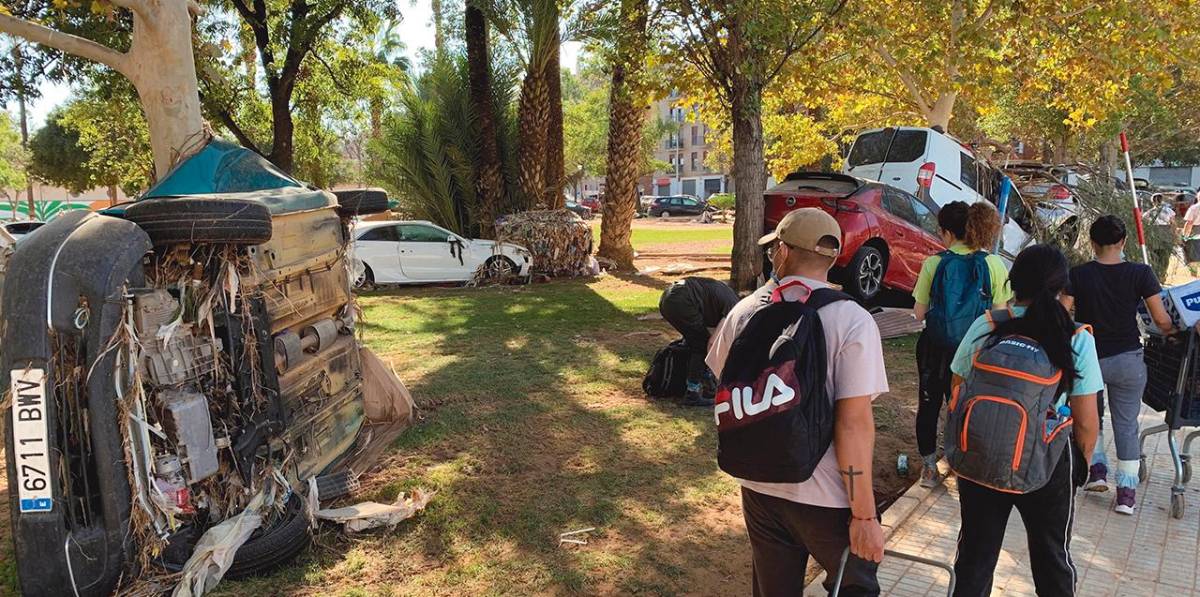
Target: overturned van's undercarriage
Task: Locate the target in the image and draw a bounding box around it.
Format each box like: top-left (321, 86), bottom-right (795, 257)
top-left (2, 141), bottom-right (399, 596)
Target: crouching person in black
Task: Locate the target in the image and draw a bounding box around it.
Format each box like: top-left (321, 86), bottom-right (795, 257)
top-left (658, 276), bottom-right (739, 406)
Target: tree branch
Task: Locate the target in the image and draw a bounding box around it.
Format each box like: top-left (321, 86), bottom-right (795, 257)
top-left (108, 0), bottom-right (150, 17)
top-left (870, 40), bottom-right (932, 118)
top-left (0, 15), bottom-right (127, 75)
top-left (210, 104), bottom-right (262, 155)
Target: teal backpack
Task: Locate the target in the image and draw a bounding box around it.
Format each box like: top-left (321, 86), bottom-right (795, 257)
top-left (926, 251), bottom-right (992, 349)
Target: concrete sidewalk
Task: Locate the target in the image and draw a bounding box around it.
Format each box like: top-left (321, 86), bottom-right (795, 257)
top-left (810, 406), bottom-right (1200, 596)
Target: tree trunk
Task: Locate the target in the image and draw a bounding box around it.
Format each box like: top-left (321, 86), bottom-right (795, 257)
top-left (928, 91), bottom-right (957, 131)
top-left (124, 1), bottom-right (207, 178)
top-left (107, 185), bottom-right (118, 207)
top-left (267, 81), bottom-right (296, 173)
top-left (597, 0), bottom-right (649, 271)
top-left (13, 52), bottom-right (34, 219)
top-left (543, 34), bottom-right (564, 209)
top-left (730, 77), bottom-right (766, 291)
top-left (467, 4), bottom-right (504, 238)
top-left (432, 0), bottom-right (445, 54)
top-left (517, 72), bottom-right (549, 209)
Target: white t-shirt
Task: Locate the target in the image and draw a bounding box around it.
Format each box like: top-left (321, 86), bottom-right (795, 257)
top-left (1147, 204), bottom-right (1176, 226)
top-left (705, 275), bottom-right (889, 508)
top-left (1185, 202), bottom-right (1200, 226)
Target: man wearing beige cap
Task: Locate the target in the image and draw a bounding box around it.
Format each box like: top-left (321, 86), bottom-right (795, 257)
top-left (707, 208), bottom-right (888, 596)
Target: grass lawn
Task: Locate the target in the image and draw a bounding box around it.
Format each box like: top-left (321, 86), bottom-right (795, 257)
top-left (589, 222), bottom-right (731, 251)
top-left (0, 274), bottom-right (919, 596)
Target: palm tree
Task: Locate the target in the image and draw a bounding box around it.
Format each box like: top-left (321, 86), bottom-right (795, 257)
top-left (597, 0), bottom-right (650, 269)
top-left (467, 1), bottom-right (506, 236)
top-left (368, 20), bottom-right (410, 138)
top-left (484, 0), bottom-right (561, 209)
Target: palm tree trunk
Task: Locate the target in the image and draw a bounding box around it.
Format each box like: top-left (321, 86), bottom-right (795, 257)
top-left (517, 72), bottom-right (549, 209)
top-left (467, 4), bottom-right (505, 237)
top-left (598, 0), bottom-right (649, 270)
top-left (543, 33), bottom-right (564, 209)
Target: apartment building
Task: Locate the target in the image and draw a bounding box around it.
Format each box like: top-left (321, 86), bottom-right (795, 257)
top-left (574, 92), bottom-right (731, 201)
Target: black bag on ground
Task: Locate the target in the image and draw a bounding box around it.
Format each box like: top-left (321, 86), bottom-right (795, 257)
top-left (643, 339), bottom-right (692, 398)
top-left (715, 284), bottom-right (850, 482)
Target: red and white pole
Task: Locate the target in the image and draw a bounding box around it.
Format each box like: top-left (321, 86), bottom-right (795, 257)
top-left (1120, 131), bottom-right (1150, 264)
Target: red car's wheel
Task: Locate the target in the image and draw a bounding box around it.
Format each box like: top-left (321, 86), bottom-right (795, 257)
top-left (845, 246), bottom-right (885, 302)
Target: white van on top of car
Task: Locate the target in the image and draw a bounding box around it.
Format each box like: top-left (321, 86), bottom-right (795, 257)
top-left (843, 126), bottom-right (1032, 259)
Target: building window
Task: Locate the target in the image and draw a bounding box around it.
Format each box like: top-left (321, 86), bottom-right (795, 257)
top-left (691, 125), bottom-right (699, 146)
top-left (702, 151), bottom-right (709, 172)
top-left (691, 152), bottom-right (698, 172)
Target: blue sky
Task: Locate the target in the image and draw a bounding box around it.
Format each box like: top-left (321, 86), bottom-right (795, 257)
top-left (5, 0), bottom-right (581, 129)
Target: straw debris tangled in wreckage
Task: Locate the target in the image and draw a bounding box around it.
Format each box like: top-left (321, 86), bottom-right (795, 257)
top-left (1, 141), bottom-right (413, 597)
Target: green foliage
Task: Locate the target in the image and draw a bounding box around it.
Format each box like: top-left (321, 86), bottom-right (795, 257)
top-left (367, 55), bottom-right (519, 236)
top-left (196, 0), bottom-right (402, 184)
top-left (0, 111), bottom-right (27, 199)
top-left (57, 77), bottom-right (152, 195)
top-left (1047, 179), bottom-right (1176, 279)
top-left (27, 109), bottom-right (94, 194)
top-left (561, 59), bottom-right (671, 180)
top-left (707, 192), bottom-right (734, 211)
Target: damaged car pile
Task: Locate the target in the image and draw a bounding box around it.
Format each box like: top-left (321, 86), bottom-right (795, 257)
top-left (2, 140), bottom-right (413, 596)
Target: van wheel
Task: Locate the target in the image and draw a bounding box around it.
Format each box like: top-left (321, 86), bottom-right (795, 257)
top-left (124, 197), bottom-right (273, 245)
top-left (846, 246), bottom-right (885, 302)
top-left (334, 188), bottom-right (390, 217)
top-left (156, 492), bottom-right (312, 578)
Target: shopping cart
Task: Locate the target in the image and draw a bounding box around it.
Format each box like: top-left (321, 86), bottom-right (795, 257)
top-left (830, 547), bottom-right (956, 596)
top-left (1137, 329), bottom-right (1200, 519)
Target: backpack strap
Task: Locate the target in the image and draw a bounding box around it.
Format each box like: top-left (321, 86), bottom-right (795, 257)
top-left (806, 287), bottom-right (853, 310)
top-left (769, 279), bottom-right (813, 303)
top-left (984, 308), bottom-right (1013, 329)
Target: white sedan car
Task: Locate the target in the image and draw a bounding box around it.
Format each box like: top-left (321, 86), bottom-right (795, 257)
top-left (351, 220), bottom-right (531, 288)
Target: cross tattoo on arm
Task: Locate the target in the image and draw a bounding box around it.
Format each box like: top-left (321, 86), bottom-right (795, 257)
top-left (840, 466), bottom-right (863, 502)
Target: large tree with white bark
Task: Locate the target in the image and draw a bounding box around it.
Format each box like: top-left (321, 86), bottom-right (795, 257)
top-left (0, 0), bottom-right (207, 178)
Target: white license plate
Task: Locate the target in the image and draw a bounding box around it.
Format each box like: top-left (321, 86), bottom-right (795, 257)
top-left (11, 368), bottom-right (52, 513)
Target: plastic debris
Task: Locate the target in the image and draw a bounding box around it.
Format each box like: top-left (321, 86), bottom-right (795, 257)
top-left (172, 487), bottom-right (272, 597)
top-left (316, 488), bottom-right (434, 533)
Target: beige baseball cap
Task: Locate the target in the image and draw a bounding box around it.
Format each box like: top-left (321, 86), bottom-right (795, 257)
top-left (757, 208), bottom-right (842, 258)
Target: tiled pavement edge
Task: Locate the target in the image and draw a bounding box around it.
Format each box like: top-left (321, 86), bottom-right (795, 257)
top-left (806, 404), bottom-right (1200, 596)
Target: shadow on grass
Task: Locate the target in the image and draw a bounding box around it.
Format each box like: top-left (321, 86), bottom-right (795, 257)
top-left (215, 278), bottom-right (750, 595)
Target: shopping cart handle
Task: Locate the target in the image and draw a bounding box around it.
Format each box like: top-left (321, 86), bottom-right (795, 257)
top-left (830, 546), bottom-right (956, 597)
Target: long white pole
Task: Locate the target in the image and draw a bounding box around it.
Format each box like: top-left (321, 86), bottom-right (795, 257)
top-left (1120, 132), bottom-right (1150, 264)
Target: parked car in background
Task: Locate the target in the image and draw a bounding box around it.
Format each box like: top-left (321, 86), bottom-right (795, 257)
top-left (580, 195), bottom-right (602, 213)
top-left (3, 220), bottom-right (45, 242)
top-left (764, 172), bottom-right (945, 301)
top-left (843, 126), bottom-right (1032, 259)
top-left (1004, 162), bottom-right (1082, 242)
top-left (648, 194), bottom-right (708, 218)
top-left (639, 195), bottom-right (657, 214)
top-left (352, 220), bottom-right (531, 288)
top-left (565, 199), bottom-right (594, 220)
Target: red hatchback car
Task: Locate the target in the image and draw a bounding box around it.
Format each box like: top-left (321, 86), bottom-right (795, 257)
top-left (764, 172), bottom-right (945, 301)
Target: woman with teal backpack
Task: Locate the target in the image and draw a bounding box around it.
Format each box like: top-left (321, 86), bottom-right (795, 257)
top-left (911, 201), bottom-right (1011, 487)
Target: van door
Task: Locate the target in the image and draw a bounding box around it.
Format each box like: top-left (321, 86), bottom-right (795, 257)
top-left (845, 128), bottom-right (929, 193)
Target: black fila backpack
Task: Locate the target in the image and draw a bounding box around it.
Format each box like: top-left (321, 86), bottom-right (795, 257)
top-left (715, 282), bottom-right (850, 483)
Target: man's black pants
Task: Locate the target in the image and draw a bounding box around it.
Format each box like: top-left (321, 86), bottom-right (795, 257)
top-left (741, 487), bottom-right (880, 597)
top-left (659, 290), bottom-right (709, 383)
top-left (916, 330), bottom-right (956, 458)
top-left (954, 446), bottom-right (1078, 597)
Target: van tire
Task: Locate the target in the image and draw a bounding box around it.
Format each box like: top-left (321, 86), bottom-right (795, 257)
top-left (125, 197), bottom-right (273, 245)
top-left (845, 246), bottom-right (885, 302)
top-left (156, 492), bottom-right (312, 579)
top-left (335, 188), bottom-right (390, 217)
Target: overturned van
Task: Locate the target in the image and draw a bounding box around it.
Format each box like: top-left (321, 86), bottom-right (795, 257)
top-left (2, 140), bottom-right (398, 596)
